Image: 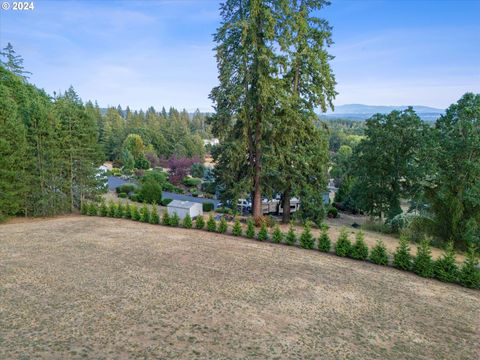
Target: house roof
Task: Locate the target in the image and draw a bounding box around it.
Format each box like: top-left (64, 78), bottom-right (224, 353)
top-left (167, 200), bottom-right (199, 209)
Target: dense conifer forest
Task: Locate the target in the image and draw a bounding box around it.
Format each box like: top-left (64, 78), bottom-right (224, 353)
top-left (0, 45), bottom-right (207, 220)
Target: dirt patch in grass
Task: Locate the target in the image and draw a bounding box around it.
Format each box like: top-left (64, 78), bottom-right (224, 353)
top-left (1, 217), bottom-right (478, 359)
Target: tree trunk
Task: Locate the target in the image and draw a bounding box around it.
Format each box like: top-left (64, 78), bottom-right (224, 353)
top-left (252, 108), bottom-right (262, 218)
top-left (282, 187), bottom-right (291, 223)
top-left (252, 176), bottom-right (262, 217)
top-left (70, 152), bottom-right (74, 213)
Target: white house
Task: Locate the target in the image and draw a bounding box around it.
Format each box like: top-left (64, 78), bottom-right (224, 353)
top-left (203, 138), bottom-right (219, 146)
top-left (167, 200), bottom-right (203, 220)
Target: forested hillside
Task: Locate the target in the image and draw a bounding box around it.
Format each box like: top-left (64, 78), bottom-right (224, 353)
top-left (0, 66), bottom-right (102, 219)
top-left (93, 105), bottom-right (207, 166)
top-left (0, 45), bottom-right (208, 220)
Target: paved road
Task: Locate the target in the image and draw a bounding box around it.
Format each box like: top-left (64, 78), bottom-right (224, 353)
top-left (108, 176), bottom-right (220, 209)
top-left (107, 176), bottom-right (130, 191)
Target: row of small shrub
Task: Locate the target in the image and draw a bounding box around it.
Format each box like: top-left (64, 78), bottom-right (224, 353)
top-left (331, 228), bottom-right (479, 289)
top-left (81, 201), bottom-right (480, 289)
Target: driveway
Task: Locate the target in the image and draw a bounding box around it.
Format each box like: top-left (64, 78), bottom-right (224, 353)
top-left (107, 176), bottom-right (131, 191)
top-left (108, 176), bottom-right (220, 209)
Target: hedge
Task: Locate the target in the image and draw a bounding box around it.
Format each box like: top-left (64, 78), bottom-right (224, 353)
top-left (82, 206), bottom-right (480, 289)
top-left (161, 198), bottom-right (173, 206)
top-left (202, 202), bottom-right (214, 212)
top-left (116, 183), bottom-right (136, 194)
top-left (183, 177), bottom-right (202, 187)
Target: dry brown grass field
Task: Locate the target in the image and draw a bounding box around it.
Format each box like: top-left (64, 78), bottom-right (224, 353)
top-left (1, 216), bottom-right (478, 359)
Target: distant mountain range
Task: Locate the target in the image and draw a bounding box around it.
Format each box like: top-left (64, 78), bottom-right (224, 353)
top-left (321, 104), bottom-right (445, 121)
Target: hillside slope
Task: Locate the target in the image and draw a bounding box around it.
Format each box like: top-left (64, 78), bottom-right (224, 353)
top-left (0, 217), bottom-right (478, 359)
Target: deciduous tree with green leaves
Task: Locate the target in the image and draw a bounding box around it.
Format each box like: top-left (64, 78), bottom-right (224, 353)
top-left (422, 93), bottom-right (480, 248)
top-left (350, 109), bottom-right (429, 220)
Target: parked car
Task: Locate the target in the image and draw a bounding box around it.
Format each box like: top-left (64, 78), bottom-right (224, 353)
top-left (237, 199), bottom-right (252, 214)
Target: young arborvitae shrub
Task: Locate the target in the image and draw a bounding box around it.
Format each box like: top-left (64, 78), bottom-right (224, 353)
top-left (80, 202), bottom-right (88, 215)
top-left (131, 204), bottom-right (140, 221)
top-left (107, 201), bottom-right (116, 217)
top-left (335, 228), bottom-right (352, 257)
top-left (100, 201), bottom-right (108, 217)
top-left (124, 202), bottom-right (131, 219)
top-left (232, 219), bottom-right (242, 236)
top-left (114, 202), bottom-right (124, 218)
top-left (300, 221), bottom-right (314, 249)
top-left (183, 213), bottom-right (192, 229)
top-left (195, 215), bottom-right (205, 229)
top-left (217, 216), bottom-right (228, 234)
top-left (207, 214), bottom-right (217, 232)
top-left (434, 242), bottom-right (458, 283)
top-left (370, 240), bottom-right (389, 265)
top-left (285, 223), bottom-right (296, 246)
top-left (162, 211), bottom-right (170, 226)
top-left (217, 217), bottom-right (228, 234)
top-left (246, 218), bottom-right (256, 239)
top-left (88, 202), bottom-right (98, 216)
top-left (458, 244), bottom-right (480, 289)
top-left (169, 212), bottom-right (180, 227)
top-left (393, 235), bottom-right (412, 271)
top-left (318, 230), bottom-right (331, 252)
top-left (150, 204), bottom-right (160, 224)
top-left (271, 225), bottom-right (283, 244)
top-left (413, 238), bottom-right (434, 278)
top-left (257, 222), bottom-right (269, 241)
top-left (140, 204), bottom-right (150, 223)
top-left (351, 230), bottom-right (369, 260)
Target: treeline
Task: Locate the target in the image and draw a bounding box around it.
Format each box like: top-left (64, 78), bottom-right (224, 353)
top-left (0, 44), bottom-right (209, 220)
top-left (324, 119), bottom-right (365, 152)
top-left (332, 95), bottom-right (480, 250)
top-left (0, 66), bottom-right (102, 219)
top-left (93, 105), bottom-right (208, 168)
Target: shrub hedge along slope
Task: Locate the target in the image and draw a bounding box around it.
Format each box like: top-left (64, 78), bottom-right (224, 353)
top-left (83, 201), bottom-right (480, 289)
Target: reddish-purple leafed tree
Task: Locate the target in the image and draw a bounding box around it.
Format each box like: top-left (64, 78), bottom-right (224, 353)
top-left (167, 156), bottom-right (200, 185)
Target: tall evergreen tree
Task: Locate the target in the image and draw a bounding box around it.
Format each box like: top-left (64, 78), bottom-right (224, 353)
top-left (0, 70), bottom-right (28, 219)
top-left (210, 0), bottom-right (335, 218)
top-left (270, 0), bottom-right (335, 223)
top-left (0, 43), bottom-right (32, 79)
top-left (210, 0), bottom-right (278, 217)
top-left (54, 86), bottom-right (102, 211)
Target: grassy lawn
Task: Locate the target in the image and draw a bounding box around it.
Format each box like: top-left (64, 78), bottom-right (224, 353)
top-left (0, 217), bottom-right (478, 359)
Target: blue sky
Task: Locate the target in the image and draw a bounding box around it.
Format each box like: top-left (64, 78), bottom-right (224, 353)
top-left (1, 0), bottom-right (479, 111)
